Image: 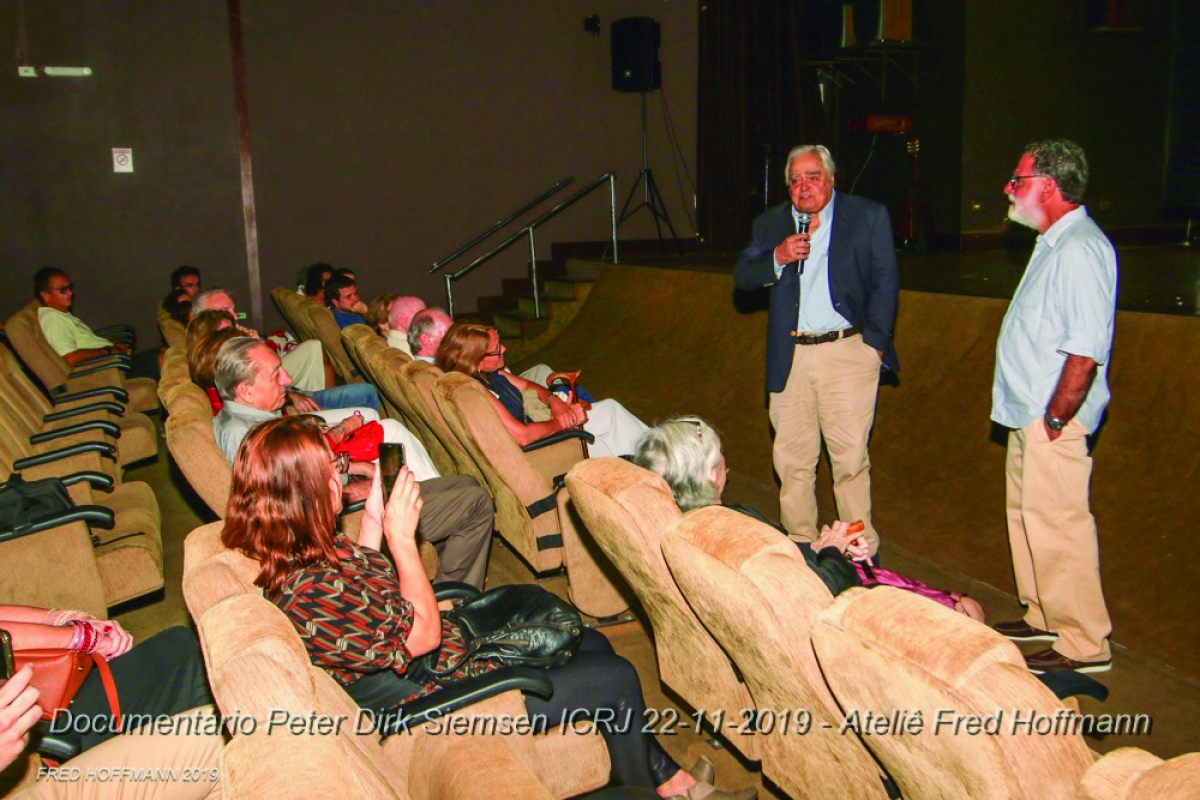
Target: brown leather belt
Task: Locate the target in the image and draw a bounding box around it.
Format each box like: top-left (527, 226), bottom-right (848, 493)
top-left (791, 326), bottom-right (859, 345)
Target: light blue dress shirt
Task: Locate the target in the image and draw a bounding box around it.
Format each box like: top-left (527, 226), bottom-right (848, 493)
top-left (773, 192), bottom-right (853, 332)
top-left (991, 207), bottom-right (1117, 432)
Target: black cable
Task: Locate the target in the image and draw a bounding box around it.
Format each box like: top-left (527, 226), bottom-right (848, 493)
top-left (658, 88), bottom-right (699, 235)
top-left (849, 133), bottom-right (878, 194)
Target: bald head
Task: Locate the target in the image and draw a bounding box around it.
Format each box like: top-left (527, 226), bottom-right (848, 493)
top-left (388, 296), bottom-right (427, 333)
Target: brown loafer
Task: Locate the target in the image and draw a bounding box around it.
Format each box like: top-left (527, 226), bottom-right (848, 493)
top-left (1024, 648), bottom-right (1112, 675)
top-left (687, 756), bottom-right (715, 786)
top-left (993, 619), bottom-right (1056, 642)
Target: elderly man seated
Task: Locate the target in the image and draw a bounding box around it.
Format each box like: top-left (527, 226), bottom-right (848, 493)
top-left (386, 295), bottom-right (427, 355)
top-left (212, 336), bottom-right (492, 588)
top-left (34, 267), bottom-right (132, 364)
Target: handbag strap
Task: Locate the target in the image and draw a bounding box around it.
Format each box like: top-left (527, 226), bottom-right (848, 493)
top-left (90, 654), bottom-right (122, 733)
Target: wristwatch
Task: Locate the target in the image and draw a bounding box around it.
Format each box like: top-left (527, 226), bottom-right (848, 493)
top-left (1043, 412), bottom-right (1067, 433)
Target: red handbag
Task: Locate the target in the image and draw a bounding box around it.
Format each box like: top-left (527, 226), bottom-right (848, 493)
top-left (328, 420), bottom-right (385, 462)
top-left (14, 649), bottom-right (121, 727)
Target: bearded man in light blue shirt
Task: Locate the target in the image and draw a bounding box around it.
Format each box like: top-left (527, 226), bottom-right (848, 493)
top-left (990, 139), bottom-right (1116, 675)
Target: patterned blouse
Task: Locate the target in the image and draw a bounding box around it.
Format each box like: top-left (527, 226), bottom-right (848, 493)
top-left (267, 534), bottom-right (495, 705)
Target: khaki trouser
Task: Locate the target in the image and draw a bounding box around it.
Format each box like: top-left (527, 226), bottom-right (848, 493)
top-left (769, 333), bottom-right (882, 553)
top-left (1006, 418), bottom-right (1112, 661)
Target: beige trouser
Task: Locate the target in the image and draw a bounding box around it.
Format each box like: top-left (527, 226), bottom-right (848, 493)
top-left (1006, 418), bottom-right (1112, 661)
top-left (17, 707), bottom-right (224, 800)
top-left (769, 333), bottom-right (882, 553)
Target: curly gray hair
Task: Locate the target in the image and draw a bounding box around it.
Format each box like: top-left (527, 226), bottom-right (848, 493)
top-left (1025, 139), bottom-right (1088, 204)
top-left (633, 417), bottom-right (724, 512)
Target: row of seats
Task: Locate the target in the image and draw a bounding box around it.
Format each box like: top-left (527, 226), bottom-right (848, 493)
top-left (564, 456), bottom-right (1198, 799)
top-left (0, 308), bottom-right (164, 616)
top-left (272, 286), bottom-right (363, 384)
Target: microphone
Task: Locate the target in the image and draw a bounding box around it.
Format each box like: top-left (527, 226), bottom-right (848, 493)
top-left (795, 212), bottom-right (812, 275)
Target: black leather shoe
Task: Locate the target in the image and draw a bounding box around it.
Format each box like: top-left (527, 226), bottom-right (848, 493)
top-left (993, 619), bottom-right (1056, 641)
top-left (1024, 648), bottom-right (1112, 675)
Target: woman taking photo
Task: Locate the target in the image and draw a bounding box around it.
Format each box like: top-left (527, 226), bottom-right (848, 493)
top-left (221, 416), bottom-right (753, 799)
top-left (436, 324), bottom-right (647, 458)
top-left (634, 417), bottom-right (985, 620)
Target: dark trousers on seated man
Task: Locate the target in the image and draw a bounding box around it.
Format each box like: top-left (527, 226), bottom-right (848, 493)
top-left (418, 476), bottom-right (493, 589)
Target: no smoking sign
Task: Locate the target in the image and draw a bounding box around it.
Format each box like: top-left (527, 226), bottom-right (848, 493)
top-left (112, 148), bottom-right (134, 173)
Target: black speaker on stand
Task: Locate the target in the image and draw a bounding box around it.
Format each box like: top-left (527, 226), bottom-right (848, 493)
top-left (611, 17), bottom-right (680, 253)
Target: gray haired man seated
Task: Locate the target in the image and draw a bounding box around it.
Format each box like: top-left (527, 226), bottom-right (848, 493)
top-left (212, 336), bottom-right (493, 589)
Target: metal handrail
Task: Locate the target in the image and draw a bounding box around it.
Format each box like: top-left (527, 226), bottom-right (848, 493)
top-left (428, 176), bottom-right (576, 275)
top-left (444, 172), bottom-right (619, 319)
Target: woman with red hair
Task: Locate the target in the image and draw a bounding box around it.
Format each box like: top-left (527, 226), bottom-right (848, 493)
top-left (221, 416), bottom-right (753, 799)
top-left (437, 324), bottom-right (648, 457)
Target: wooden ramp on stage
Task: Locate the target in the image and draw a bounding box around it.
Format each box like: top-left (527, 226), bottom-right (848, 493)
top-left (514, 258), bottom-right (1199, 678)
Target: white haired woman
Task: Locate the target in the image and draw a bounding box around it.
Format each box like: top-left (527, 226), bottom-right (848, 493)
top-left (634, 417), bottom-right (985, 620)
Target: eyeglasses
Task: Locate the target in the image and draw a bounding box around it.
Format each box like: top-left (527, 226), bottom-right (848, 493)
top-left (48, 284), bottom-right (74, 294)
top-left (1007, 174), bottom-right (1052, 190)
top-left (681, 418), bottom-right (704, 442)
top-left (483, 349), bottom-right (503, 358)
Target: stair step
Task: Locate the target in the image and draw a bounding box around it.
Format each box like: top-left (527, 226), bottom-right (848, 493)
top-left (492, 309), bottom-right (551, 339)
top-left (517, 293), bottom-right (577, 316)
top-left (543, 276), bottom-right (594, 297)
top-left (475, 295), bottom-right (518, 315)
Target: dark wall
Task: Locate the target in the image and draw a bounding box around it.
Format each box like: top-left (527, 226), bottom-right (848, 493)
top-left (1, 1), bottom-right (698, 343)
top-left (961, 0), bottom-right (1174, 235)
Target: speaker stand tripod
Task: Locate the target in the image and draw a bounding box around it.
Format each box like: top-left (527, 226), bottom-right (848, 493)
top-left (618, 92), bottom-right (682, 254)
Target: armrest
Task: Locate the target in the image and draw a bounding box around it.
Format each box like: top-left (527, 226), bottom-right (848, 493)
top-left (340, 500), bottom-right (366, 515)
top-left (521, 429), bottom-right (595, 453)
top-left (31, 721), bottom-right (82, 763)
top-left (61, 471), bottom-right (115, 491)
top-left (72, 353), bottom-right (131, 369)
top-left (44, 401), bottom-right (127, 421)
top-left (53, 386), bottom-right (129, 405)
top-left (14, 441), bottom-right (117, 469)
top-left (92, 324), bottom-right (135, 337)
top-left (0, 505), bottom-right (115, 541)
top-left (433, 582), bottom-right (481, 603)
top-left (70, 360), bottom-right (130, 378)
top-left (29, 420), bottom-right (121, 444)
top-left (378, 667), bottom-right (555, 740)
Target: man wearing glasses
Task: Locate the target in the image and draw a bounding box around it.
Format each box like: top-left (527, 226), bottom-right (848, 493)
top-left (34, 266), bottom-right (132, 364)
top-left (735, 144), bottom-right (899, 559)
top-left (991, 139), bottom-right (1116, 675)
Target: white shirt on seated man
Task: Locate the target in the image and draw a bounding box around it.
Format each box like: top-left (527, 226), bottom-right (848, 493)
top-left (212, 337), bottom-right (438, 500)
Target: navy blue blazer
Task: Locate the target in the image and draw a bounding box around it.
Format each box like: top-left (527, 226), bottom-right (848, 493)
top-left (734, 193), bottom-right (900, 393)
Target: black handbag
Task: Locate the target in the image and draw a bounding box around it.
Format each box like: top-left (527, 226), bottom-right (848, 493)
top-left (426, 585), bottom-right (583, 681)
top-left (0, 474), bottom-right (73, 536)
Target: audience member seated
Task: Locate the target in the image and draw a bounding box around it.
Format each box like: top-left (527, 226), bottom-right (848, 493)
top-left (635, 418), bottom-right (985, 619)
top-left (160, 289), bottom-right (192, 327)
top-left (170, 265), bottom-right (203, 300)
top-left (190, 323), bottom-right (381, 417)
top-left (365, 292), bottom-right (397, 337)
top-left (324, 274), bottom-right (367, 329)
top-left (407, 307), bottom-right (452, 363)
top-left (302, 262), bottom-right (334, 305)
top-left (212, 338), bottom-right (491, 586)
top-left (221, 416), bottom-right (754, 798)
top-left (386, 296), bottom-right (428, 355)
top-left (185, 309), bottom-right (237, 351)
top-left (33, 268), bottom-right (131, 364)
top-left (192, 286), bottom-right (339, 395)
top-left (0, 606), bottom-right (213, 754)
top-left (438, 324), bottom-right (647, 457)
top-left (0, 627), bottom-right (221, 799)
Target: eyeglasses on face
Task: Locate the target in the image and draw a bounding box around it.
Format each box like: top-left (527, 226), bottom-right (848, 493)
top-left (48, 284), bottom-right (74, 294)
top-left (1007, 174), bottom-right (1052, 190)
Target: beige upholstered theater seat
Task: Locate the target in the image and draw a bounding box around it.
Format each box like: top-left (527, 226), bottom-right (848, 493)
top-left (165, 402), bottom-right (234, 518)
top-left (811, 585), bottom-right (1094, 799)
top-left (434, 372), bottom-right (629, 619)
top-left (0, 518), bottom-right (108, 617)
top-left (565, 458), bottom-right (760, 761)
top-left (0, 344), bottom-right (158, 467)
top-left (5, 300), bottom-right (159, 414)
top-left (368, 350), bottom-right (454, 475)
top-left (305, 303), bottom-right (363, 384)
top-left (400, 361), bottom-right (488, 487)
top-left (185, 524), bottom-right (608, 800)
top-left (1078, 749), bottom-right (1200, 799)
top-left (661, 505), bottom-right (882, 793)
